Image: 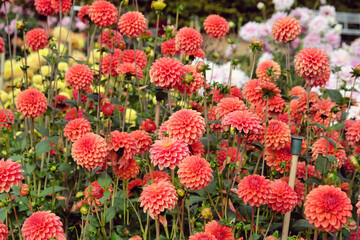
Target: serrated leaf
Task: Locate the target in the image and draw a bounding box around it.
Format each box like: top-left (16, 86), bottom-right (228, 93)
top-left (250, 142), bottom-right (264, 151)
top-left (189, 196), bottom-right (207, 205)
top-left (329, 123), bottom-right (346, 131)
top-left (8, 155), bottom-right (24, 161)
top-left (39, 186), bottom-right (67, 197)
top-left (35, 125), bottom-right (49, 136)
top-left (100, 191), bottom-right (111, 205)
top-left (105, 206), bottom-right (116, 222)
top-left (98, 172), bottom-right (112, 189)
top-left (326, 89), bottom-right (343, 105)
top-left (21, 164), bottom-right (36, 177)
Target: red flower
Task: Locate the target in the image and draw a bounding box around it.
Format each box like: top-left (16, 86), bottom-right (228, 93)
top-left (88, 0), bottom-right (118, 27)
top-left (189, 232), bottom-right (217, 240)
top-left (0, 37), bottom-right (5, 54)
top-left (237, 174), bottom-right (271, 207)
top-left (22, 211), bottom-right (66, 240)
top-left (305, 185), bottom-right (352, 232)
top-left (167, 109), bottom-right (205, 144)
top-left (177, 65), bottom-right (205, 95)
top-left (121, 49), bottom-right (148, 70)
top-left (78, 5), bottom-right (90, 23)
top-left (0, 109), bottom-right (14, 130)
top-left (116, 63), bottom-right (143, 79)
top-left (108, 131), bottom-right (137, 169)
top-left (100, 98), bottom-right (115, 116)
top-left (65, 64), bottom-right (94, 90)
top-left (71, 133), bottom-right (108, 171)
top-left (85, 181), bottom-right (112, 206)
top-left (102, 49), bottom-right (122, 77)
top-left (150, 138), bottom-right (190, 170)
top-left (115, 158), bottom-right (139, 180)
top-left (346, 120), bottom-right (360, 146)
top-left (64, 118), bottom-right (91, 142)
top-left (265, 120), bottom-right (291, 150)
top-left (35, 0), bottom-right (56, 16)
top-left (296, 162), bottom-right (320, 179)
top-left (243, 79), bottom-right (264, 105)
top-left (178, 155), bottom-right (213, 190)
top-left (208, 107), bottom-right (226, 132)
top-left (64, 107), bottom-right (84, 121)
top-left (256, 60), bottom-right (281, 82)
top-left (0, 158), bottom-right (24, 193)
top-left (98, 30), bottom-right (123, 49)
top-left (215, 97), bottom-right (247, 120)
top-left (52, 94), bottom-right (70, 112)
top-left (139, 180), bottom-right (177, 219)
top-left (203, 14), bottom-right (229, 38)
top-left (294, 48), bottom-right (329, 80)
top-left (175, 27), bottom-right (203, 54)
top-left (118, 11), bottom-right (147, 38)
top-left (268, 179), bottom-right (298, 214)
top-left (130, 130), bottom-right (153, 155)
top-left (25, 28), bottom-right (48, 51)
top-left (16, 87), bottom-right (47, 118)
top-left (222, 110), bottom-right (263, 135)
top-left (128, 178), bottom-right (145, 196)
top-left (51, 0), bottom-right (72, 13)
top-left (149, 57), bottom-right (185, 89)
top-left (230, 87), bottom-right (242, 99)
top-left (0, 221), bottom-right (8, 240)
top-left (272, 17), bottom-right (301, 43)
top-left (139, 119), bottom-right (157, 132)
top-left (189, 140), bottom-right (205, 156)
top-left (283, 177), bottom-right (305, 207)
top-left (216, 147), bottom-right (241, 168)
top-left (187, 48), bottom-right (206, 59)
top-left (190, 100), bottom-right (204, 113)
top-left (161, 38), bottom-right (179, 56)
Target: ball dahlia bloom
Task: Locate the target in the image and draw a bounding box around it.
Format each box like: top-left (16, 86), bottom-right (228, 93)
top-left (311, 137), bottom-right (346, 168)
top-left (139, 180), bottom-right (177, 219)
top-left (222, 110), bottom-right (263, 135)
top-left (189, 232), bottom-right (217, 240)
top-left (65, 64), bottom-right (94, 90)
top-left (237, 174), bottom-right (270, 207)
top-left (21, 211), bottom-right (66, 240)
top-left (78, 5), bottom-right (90, 23)
top-left (205, 220), bottom-right (235, 240)
top-left (175, 27), bottom-right (203, 53)
top-left (149, 57), bottom-right (185, 89)
top-left (121, 49), bottom-right (148, 70)
top-left (215, 97), bottom-right (247, 120)
top-left (143, 170), bottom-right (171, 184)
top-left (150, 137), bottom-right (190, 170)
top-left (116, 62), bottom-right (144, 79)
top-left (0, 158), bottom-right (24, 193)
top-left (310, 65), bottom-right (331, 88)
top-left (272, 17), bottom-right (301, 43)
top-left (25, 28), bottom-right (48, 52)
top-left (130, 130), bottom-right (153, 155)
top-left (84, 180), bottom-right (113, 206)
top-left (177, 65), bottom-right (205, 95)
top-left (128, 178), bottom-right (145, 196)
top-left (98, 30), bottom-right (123, 49)
top-left (115, 158), bottom-right (139, 180)
top-left (189, 140), bottom-right (205, 156)
top-left (203, 14), bottom-right (229, 38)
top-left (88, 0), bottom-right (118, 27)
top-left (305, 185), bottom-right (352, 232)
top-left (64, 107), bottom-right (84, 121)
top-left (16, 88), bottom-right (47, 118)
top-left (108, 131), bottom-right (137, 169)
top-left (294, 48), bottom-right (329, 80)
top-left (161, 38), bottom-right (179, 56)
top-left (256, 60), bottom-right (281, 82)
top-left (166, 109), bottom-right (205, 144)
top-left (51, 0), bottom-right (72, 13)
top-left (0, 109), bottom-right (14, 130)
top-left (101, 49), bottom-right (122, 77)
top-left (0, 221), bottom-right (8, 240)
top-left (35, 0), bottom-right (56, 16)
top-left (71, 133), bottom-right (108, 171)
top-left (208, 107), bottom-right (227, 132)
top-left (283, 177), bottom-right (305, 207)
top-left (243, 79), bottom-right (263, 105)
top-left (265, 143), bottom-right (292, 173)
top-left (118, 11), bottom-right (147, 38)
top-left (139, 119), bottom-right (157, 132)
top-left (0, 37), bottom-right (4, 54)
top-left (265, 120), bottom-right (291, 150)
top-left (268, 179), bottom-right (298, 214)
top-left (216, 147), bottom-right (241, 168)
top-left (178, 155), bottom-right (213, 190)
top-left (346, 120), bottom-right (360, 146)
top-left (63, 118), bottom-right (91, 142)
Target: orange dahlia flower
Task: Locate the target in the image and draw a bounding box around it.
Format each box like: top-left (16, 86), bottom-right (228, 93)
top-left (268, 179), bottom-right (298, 214)
top-left (237, 174), bottom-right (271, 207)
top-left (272, 17), bottom-right (301, 43)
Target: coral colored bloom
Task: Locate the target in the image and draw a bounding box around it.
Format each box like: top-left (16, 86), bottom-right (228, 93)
top-left (143, 170), bottom-right (171, 184)
top-left (0, 109), bottom-right (14, 130)
top-left (216, 147), bottom-right (241, 167)
top-left (65, 64), bottom-right (94, 90)
top-left (78, 5), bottom-right (90, 23)
top-left (283, 177), bottom-right (305, 207)
top-left (268, 179), bottom-right (298, 214)
top-left (85, 181), bottom-right (113, 206)
top-left (98, 30), bottom-right (123, 49)
top-left (71, 133), bottom-right (108, 171)
top-left (167, 109), bottom-right (205, 144)
top-left (51, 0), bottom-right (72, 13)
top-left (150, 57), bottom-right (185, 89)
top-left (310, 65), bottom-right (331, 88)
top-left (100, 98), bottom-right (115, 116)
top-left (230, 87), bottom-right (242, 99)
top-left (25, 28), bottom-right (48, 51)
top-left (0, 37), bottom-right (5, 54)
top-left (64, 107), bottom-right (84, 121)
top-left (139, 119), bottom-right (156, 132)
top-left (52, 95), bottom-right (70, 112)
top-left (16, 88), bottom-right (47, 118)
top-left (265, 120), bottom-right (291, 150)
top-left (272, 17), bottom-right (301, 43)
top-left (215, 97), bottom-right (247, 120)
top-left (294, 48), bottom-right (329, 80)
top-left (204, 14), bottom-right (229, 38)
top-left (128, 178), bottom-right (145, 196)
top-left (189, 232), bottom-right (217, 240)
top-left (118, 11), bottom-right (147, 38)
top-left (311, 137), bottom-right (346, 168)
top-left (150, 138), bottom-right (190, 170)
top-left (208, 107), bottom-right (227, 132)
top-left (190, 101), bottom-right (204, 113)
top-left (256, 60), bottom-right (281, 82)
top-left (243, 79), bottom-right (263, 105)
top-left (139, 180), bottom-right (177, 219)
top-left (346, 120), bottom-right (360, 146)
top-left (22, 211), bottom-right (66, 240)
top-left (35, 0), bottom-right (56, 16)
top-left (205, 220), bottom-right (234, 240)
top-left (189, 140), bottom-right (205, 156)
top-left (291, 86), bottom-right (306, 96)
top-left (265, 143), bottom-right (293, 173)
top-left (177, 65), bottom-right (205, 95)
top-left (178, 155), bottom-right (213, 190)
top-left (121, 49), bottom-right (148, 70)
top-left (238, 174), bottom-right (271, 207)
top-left (115, 158), bottom-right (139, 180)
top-left (64, 118), bottom-right (91, 142)
top-left (161, 38), bottom-right (179, 56)
top-left (0, 221), bottom-right (8, 240)
top-left (175, 27), bottom-right (203, 53)
top-left (0, 158), bottom-right (24, 193)
top-left (101, 49), bottom-right (122, 77)
top-left (305, 185), bottom-right (352, 232)
top-left (130, 130), bottom-right (153, 155)
top-left (108, 131), bottom-right (137, 169)
top-left (88, 0), bottom-right (117, 27)
top-left (222, 110), bottom-right (263, 135)
top-left (116, 63), bottom-right (143, 79)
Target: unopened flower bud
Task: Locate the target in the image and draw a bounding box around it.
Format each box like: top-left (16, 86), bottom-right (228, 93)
top-left (201, 208), bottom-right (212, 219)
top-left (17, 21), bottom-right (25, 30)
top-left (257, 2), bottom-right (265, 10)
top-left (80, 206), bottom-right (88, 215)
top-left (213, 52), bottom-right (220, 59)
top-left (177, 188), bottom-right (185, 197)
top-left (20, 184), bottom-right (30, 197)
top-left (76, 191), bottom-right (84, 198)
top-left (349, 155), bottom-right (360, 169)
top-left (151, 1), bottom-right (166, 11)
top-left (196, 61), bottom-right (205, 73)
top-left (228, 21), bottom-right (235, 29)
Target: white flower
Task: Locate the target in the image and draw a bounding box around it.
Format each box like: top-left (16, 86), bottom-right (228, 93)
top-left (319, 5), bottom-right (336, 18)
top-left (330, 49), bottom-right (352, 67)
top-left (334, 24), bottom-right (342, 34)
top-left (239, 22), bottom-right (261, 41)
top-left (257, 2), bottom-right (265, 10)
top-left (308, 15), bottom-right (329, 34)
top-left (273, 0), bottom-right (294, 11)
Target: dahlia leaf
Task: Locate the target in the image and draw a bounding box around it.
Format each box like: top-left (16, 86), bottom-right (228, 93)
top-left (100, 191), bottom-right (111, 205)
top-left (105, 207), bottom-right (116, 223)
top-left (35, 140), bottom-right (51, 155)
top-left (35, 125), bottom-right (49, 136)
top-left (322, 136), bottom-right (337, 148)
top-left (304, 177), bottom-right (322, 186)
top-left (329, 123), bottom-right (346, 131)
top-left (98, 172), bottom-right (112, 189)
top-left (315, 154), bottom-right (330, 175)
top-left (292, 219), bottom-right (315, 231)
top-left (326, 89), bottom-right (343, 105)
top-left (39, 186), bottom-right (67, 197)
top-left (313, 123), bottom-right (327, 131)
